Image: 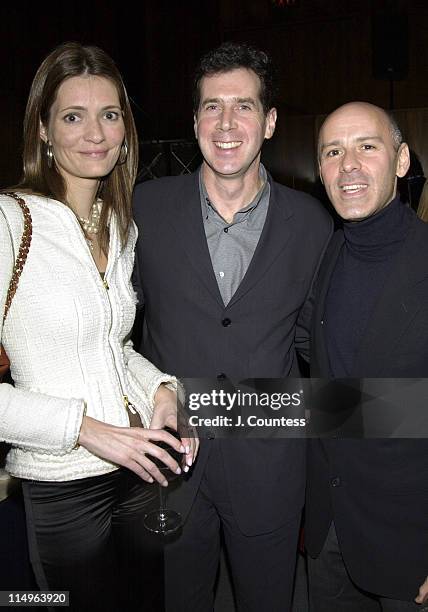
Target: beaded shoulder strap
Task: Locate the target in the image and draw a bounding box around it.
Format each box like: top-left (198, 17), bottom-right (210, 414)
top-left (2, 193), bottom-right (32, 322)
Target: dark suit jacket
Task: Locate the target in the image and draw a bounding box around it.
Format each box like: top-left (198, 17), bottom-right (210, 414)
top-left (305, 210), bottom-right (428, 600)
top-left (133, 170), bottom-right (332, 535)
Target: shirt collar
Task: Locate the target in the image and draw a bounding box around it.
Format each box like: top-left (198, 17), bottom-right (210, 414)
top-left (199, 164), bottom-right (268, 223)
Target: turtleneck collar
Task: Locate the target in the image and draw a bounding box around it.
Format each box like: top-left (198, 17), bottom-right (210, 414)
top-left (342, 196), bottom-right (411, 261)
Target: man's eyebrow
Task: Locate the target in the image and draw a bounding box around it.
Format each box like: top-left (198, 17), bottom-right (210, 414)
top-left (200, 97), bottom-right (257, 105)
top-left (320, 135), bottom-right (384, 150)
top-left (236, 97), bottom-right (257, 105)
top-left (355, 135), bottom-right (383, 143)
top-left (200, 98), bottom-right (221, 105)
top-left (319, 140), bottom-right (341, 151)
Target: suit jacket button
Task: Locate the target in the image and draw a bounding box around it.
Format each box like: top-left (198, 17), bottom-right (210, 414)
top-left (217, 373), bottom-right (226, 380)
top-left (222, 318), bottom-right (231, 327)
top-left (331, 477), bottom-right (341, 487)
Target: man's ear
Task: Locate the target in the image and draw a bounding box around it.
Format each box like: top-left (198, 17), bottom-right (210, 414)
top-left (264, 107), bottom-right (277, 140)
top-left (193, 114), bottom-right (198, 140)
top-left (39, 121), bottom-right (48, 143)
top-left (396, 142), bottom-right (410, 178)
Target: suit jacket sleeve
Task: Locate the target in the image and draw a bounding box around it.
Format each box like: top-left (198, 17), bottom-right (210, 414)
top-left (295, 216), bottom-right (333, 362)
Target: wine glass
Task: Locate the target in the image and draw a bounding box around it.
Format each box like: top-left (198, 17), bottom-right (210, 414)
top-left (144, 428), bottom-right (183, 535)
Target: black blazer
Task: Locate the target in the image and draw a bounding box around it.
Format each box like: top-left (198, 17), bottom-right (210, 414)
top-left (133, 171), bottom-right (332, 535)
top-left (305, 211), bottom-right (428, 600)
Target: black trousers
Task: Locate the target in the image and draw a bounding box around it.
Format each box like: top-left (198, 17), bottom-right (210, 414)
top-left (165, 440), bottom-right (301, 612)
top-left (308, 523), bottom-right (426, 612)
top-left (22, 469), bottom-right (163, 612)
top-left (0, 486), bottom-right (40, 612)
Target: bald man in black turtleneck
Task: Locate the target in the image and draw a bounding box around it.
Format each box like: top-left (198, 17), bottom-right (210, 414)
top-left (305, 102), bottom-right (428, 611)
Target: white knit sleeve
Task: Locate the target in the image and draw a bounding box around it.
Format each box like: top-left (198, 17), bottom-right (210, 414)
top-left (123, 337), bottom-right (184, 408)
top-left (0, 385), bottom-right (85, 454)
top-left (0, 209), bottom-right (85, 454)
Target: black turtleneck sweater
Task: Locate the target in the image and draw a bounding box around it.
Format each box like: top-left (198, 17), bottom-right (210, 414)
top-left (325, 197), bottom-right (412, 377)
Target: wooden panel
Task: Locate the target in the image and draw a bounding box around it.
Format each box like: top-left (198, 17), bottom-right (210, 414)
top-left (393, 108), bottom-right (428, 179)
top-left (262, 114), bottom-right (318, 190)
top-left (0, 91), bottom-right (25, 187)
top-left (0, 2), bottom-right (427, 187)
top-left (219, 0), bottom-right (428, 116)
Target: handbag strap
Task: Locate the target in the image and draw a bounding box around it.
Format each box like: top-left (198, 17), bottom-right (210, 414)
top-left (2, 192), bottom-right (32, 322)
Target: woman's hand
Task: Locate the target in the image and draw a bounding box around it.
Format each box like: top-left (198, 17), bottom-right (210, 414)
top-left (77, 416), bottom-right (185, 485)
top-left (150, 384), bottom-right (199, 471)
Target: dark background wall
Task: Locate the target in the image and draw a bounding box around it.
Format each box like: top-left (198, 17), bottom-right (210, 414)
top-left (1, 0), bottom-right (427, 193)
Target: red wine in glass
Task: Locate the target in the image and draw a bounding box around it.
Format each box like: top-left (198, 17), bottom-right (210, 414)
top-left (144, 428), bottom-right (183, 535)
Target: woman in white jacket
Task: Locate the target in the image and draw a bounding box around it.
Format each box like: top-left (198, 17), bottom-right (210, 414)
top-left (0, 42), bottom-right (196, 611)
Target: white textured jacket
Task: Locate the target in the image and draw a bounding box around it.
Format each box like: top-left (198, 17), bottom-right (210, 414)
top-left (0, 193), bottom-right (177, 481)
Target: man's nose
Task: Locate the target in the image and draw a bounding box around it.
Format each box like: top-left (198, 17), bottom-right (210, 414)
top-left (217, 108), bottom-right (236, 131)
top-left (340, 149), bottom-right (361, 173)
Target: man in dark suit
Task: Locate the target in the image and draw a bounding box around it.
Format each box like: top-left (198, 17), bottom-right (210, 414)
top-left (133, 42), bottom-right (332, 611)
top-left (305, 101), bottom-right (428, 611)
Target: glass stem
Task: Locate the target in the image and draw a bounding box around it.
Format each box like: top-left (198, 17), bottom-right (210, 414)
top-left (159, 484), bottom-right (167, 513)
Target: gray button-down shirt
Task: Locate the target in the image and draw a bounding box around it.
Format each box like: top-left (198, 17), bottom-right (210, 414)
top-left (199, 165), bottom-right (270, 305)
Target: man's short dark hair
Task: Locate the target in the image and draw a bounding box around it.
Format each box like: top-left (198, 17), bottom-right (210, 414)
top-left (193, 41), bottom-right (276, 115)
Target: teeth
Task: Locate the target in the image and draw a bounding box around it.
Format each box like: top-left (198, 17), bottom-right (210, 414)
top-left (341, 184), bottom-right (367, 192)
top-left (214, 141), bottom-right (241, 149)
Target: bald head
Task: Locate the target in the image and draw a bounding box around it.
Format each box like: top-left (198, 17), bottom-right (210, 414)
top-left (317, 101), bottom-right (410, 222)
top-left (318, 102), bottom-right (403, 160)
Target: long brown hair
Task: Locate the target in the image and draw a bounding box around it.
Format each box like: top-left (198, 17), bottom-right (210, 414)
top-left (417, 180), bottom-right (428, 223)
top-left (19, 42), bottom-right (138, 251)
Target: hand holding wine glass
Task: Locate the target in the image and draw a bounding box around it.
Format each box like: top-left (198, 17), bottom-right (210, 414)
top-left (77, 416), bottom-right (185, 485)
top-left (144, 427), bottom-right (185, 535)
top-left (150, 383), bottom-right (200, 471)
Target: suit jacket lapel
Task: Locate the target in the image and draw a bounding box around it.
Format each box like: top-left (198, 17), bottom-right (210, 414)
top-left (228, 179), bottom-right (294, 307)
top-left (169, 172), bottom-right (224, 306)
